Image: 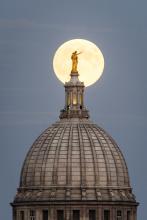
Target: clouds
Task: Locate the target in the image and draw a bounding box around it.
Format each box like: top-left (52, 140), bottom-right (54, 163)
top-left (0, 111), bottom-right (52, 126)
top-left (0, 19), bottom-right (33, 29)
top-left (0, 18), bottom-right (117, 35)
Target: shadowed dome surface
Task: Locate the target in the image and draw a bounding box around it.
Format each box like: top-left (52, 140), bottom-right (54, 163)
top-left (15, 118), bottom-right (135, 202)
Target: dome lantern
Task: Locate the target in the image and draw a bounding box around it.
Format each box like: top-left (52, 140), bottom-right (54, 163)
top-left (60, 64), bottom-right (89, 119)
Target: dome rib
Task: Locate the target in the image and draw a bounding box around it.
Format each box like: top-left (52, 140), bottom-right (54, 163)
top-left (66, 125), bottom-right (73, 186)
top-left (88, 125), bottom-right (110, 186)
top-left (51, 124), bottom-right (68, 186)
top-left (82, 124), bottom-right (100, 186)
top-left (20, 132), bottom-right (44, 186)
top-left (29, 126), bottom-right (54, 185)
top-left (106, 131), bottom-right (130, 187)
top-left (21, 128), bottom-right (50, 187)
top-left (41, 124), bottom-right (63, 186)
top-left (77, 124), bottom-right (86, 186)
top-left (117, 148), bottom-right (130, 186)
top-left (95, 126), bottom-right (119, 187)
top-left (46, 125), bottom-right (62, 187)
top-left (96, 125), bottom-right (130, 187)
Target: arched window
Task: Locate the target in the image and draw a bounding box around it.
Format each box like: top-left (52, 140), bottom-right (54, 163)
top-left (73, 93), bottom-right (77, 105)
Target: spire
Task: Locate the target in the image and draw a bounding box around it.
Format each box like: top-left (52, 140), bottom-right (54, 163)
top-left (59, 72), bottom-right (89, 119)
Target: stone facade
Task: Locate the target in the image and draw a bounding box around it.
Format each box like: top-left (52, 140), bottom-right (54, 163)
top-left (12, 203), bottom-right (137, 220)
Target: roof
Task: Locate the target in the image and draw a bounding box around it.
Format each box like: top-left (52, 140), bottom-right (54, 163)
top-left (14, 118), bottom-right (136, 202)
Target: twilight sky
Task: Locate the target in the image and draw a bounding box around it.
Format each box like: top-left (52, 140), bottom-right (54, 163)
top-left (0, 0), bottom-right (147, 219)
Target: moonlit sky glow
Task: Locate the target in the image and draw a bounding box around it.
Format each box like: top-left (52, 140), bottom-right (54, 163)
top-left (53, 39), bottom-right (104, 86)
top-left (0, 1), bottom-right (147, 219)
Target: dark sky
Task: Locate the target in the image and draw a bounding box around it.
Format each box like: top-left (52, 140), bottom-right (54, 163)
top-left (0, 0), bottom-right (147, 219)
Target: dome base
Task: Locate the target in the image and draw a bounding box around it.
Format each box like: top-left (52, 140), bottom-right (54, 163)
top-left (11, 201), bottom-right (138, 220)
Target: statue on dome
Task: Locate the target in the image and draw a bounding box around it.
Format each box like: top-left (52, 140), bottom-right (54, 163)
top-left (71, 51), bottom-right (81, 72)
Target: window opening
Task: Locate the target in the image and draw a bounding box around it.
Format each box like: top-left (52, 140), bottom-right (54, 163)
top-left (127, 211), bottom-right (131, 220)
top-left (43, 210), bottom-right (48, 220)
top-left (117, 210), bottom-right (122, 220)
top-left (89, 210), bottom-right (96, 220)
top-left (57, 210), bottom-right (64, 220)
top-left (30, 210), bottom-right (36, 220)
top-left (73, 210), bottom-right (80, 220)
top-left (104, 210), bottom-right (110, 220)
top-left (20, 211), bottom-right (24, 220)
top-left (73, 93), bottom-right (77, 105)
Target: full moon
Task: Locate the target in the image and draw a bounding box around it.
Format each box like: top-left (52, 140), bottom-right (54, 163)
top-left (53, 39), bottom-right (104, 87)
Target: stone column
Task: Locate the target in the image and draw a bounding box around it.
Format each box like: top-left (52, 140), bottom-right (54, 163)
top-left (70, 91), bottom-right (73, 107)
top-left (129, 209), bottom-right (133, 220)
top-left (65, 90), bottom-right (68, 107)
top-left (133, 208), bottom-right (137, 220)
top-left (50, 207), bottom-right (56, 220)
top-left (96, 206), bottom-right (99, 220)
top-left (16, 209), bottom-right (19, 220)
top-left (25, 209), bottom-right (29, 220)
top-left (124, 208), bottom-right (127, 220)
top-left (12, 208), bottom-right (16, 220)
top-left (36, 208), bottom-right (42, 220)
top-left (24, 208), bottom-right (28, 220)
top-left (98, 207), bottom-right (102, 220)
top-left (66, 207), bottom-right (71, 220)
top-left (48, 207), bottom-right (52, 220)
top-left (82, 206), bottom-right (87, 220)
top-left (110, 207), bottom-right (113, 220)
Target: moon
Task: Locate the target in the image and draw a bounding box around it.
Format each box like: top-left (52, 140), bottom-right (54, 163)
top-left (53, 39), bottom-right (104, 87)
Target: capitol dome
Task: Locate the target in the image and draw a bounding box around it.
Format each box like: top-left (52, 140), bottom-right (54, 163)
top-left (12, 70), bottom-right (138, 220)
top-left (16, 118), bottom-right (133, 202)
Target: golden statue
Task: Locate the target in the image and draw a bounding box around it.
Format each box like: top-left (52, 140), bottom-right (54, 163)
top-left (71, 51), bottom-right (81, 72)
